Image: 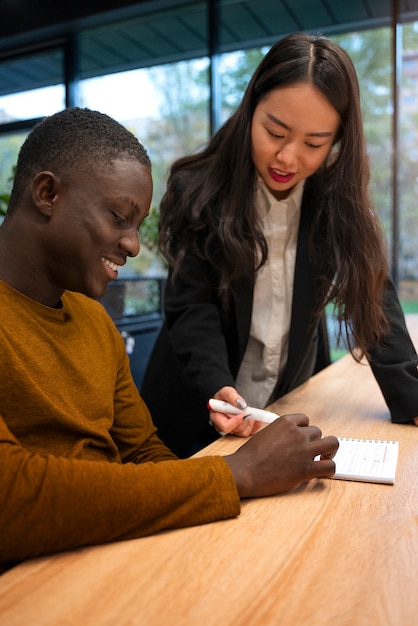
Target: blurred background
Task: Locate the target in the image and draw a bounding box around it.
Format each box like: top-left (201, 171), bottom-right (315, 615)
top-left (1, 0), bottom-right (417, 376)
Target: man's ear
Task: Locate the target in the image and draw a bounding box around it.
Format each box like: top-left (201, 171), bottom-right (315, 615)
top-left (31, 171), bottom-right (60, 217)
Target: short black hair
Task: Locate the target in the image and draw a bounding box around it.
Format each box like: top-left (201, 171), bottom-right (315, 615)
top-left (8, 107), bottom-right (151, 212)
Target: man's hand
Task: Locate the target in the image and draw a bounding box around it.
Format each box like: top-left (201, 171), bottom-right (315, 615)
top-left (223, 413), bottom-right (339, 498)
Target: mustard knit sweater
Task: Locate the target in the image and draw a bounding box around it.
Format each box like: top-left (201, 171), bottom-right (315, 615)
top-left (0, 281), bottom-right (240, 572)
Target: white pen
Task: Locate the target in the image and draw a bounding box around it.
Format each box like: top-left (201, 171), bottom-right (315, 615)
top-left (208, 398), bottom-right (280, 424)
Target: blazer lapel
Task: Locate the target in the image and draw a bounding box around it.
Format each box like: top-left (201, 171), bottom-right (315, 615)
top-left (279, 190), bottom-right (319, 392)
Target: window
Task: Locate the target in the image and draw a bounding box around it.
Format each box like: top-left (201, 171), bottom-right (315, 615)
top-left (0, 47), bottom-right (65, 211)
top-left (399, 21), bottom-right (418, 308)
top-left (0, 47), bottom-right (65, 122)
top-left (1, 1), bottom-right (418, 318)
top-left (79, 3), bottom-right (210, 276)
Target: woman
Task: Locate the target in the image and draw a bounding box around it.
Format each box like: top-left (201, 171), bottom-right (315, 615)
top-left (142, 32), bottom-right (418, 457)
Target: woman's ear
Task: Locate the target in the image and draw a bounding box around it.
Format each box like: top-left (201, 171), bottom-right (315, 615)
top-left (31, 171), bottom-right (59, 217)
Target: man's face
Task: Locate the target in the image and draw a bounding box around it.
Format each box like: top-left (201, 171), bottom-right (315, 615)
top-left (43, 158), bottom-right (153, 300)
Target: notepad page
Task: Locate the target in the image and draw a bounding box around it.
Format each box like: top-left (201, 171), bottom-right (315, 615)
top-left (331, 438), bottom-right (399, 484)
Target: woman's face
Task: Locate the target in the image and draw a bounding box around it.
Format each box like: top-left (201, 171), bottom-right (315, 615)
top-left (251, 83), bottom-right (340, 200)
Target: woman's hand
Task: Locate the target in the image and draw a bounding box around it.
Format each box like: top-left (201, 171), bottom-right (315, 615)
top-left (209, 386), bottom-right (264, 437)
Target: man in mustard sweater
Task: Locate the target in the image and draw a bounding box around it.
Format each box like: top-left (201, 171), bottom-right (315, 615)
top-left (0, 108), bottom-right (338, 573)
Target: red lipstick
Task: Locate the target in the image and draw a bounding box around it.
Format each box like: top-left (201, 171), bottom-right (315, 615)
top-left (269, 167), bottom-right (295, 183)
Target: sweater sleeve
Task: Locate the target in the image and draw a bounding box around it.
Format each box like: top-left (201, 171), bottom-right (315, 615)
top-left (0, 416), bottom-right (240, 571)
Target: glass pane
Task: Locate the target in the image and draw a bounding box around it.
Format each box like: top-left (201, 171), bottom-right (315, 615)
top-left (398, 20), bottom-right (418, 312)
top-left (0, 130), bottom-right (29, 217)
top-left (79, 3), bottom-right (209, 278)
top-left (333, 29), bottom-right (392, 240)
top-left (0, 48), bottom-right (65, 122)
top-left (219, 48), bottom-right (267, 124)
top-left (99, 277), bottom-right (164, 320)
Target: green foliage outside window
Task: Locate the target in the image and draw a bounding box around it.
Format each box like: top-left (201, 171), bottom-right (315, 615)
top-left (0, 194), bottom-right (8, 216)
top-left (0, 166), bottom-right (15, 216)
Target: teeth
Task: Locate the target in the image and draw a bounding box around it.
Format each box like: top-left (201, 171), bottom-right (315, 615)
top-left (102, 257), bottom-right (120, 271)
top-left (273, 169), bottom-right (289, 176)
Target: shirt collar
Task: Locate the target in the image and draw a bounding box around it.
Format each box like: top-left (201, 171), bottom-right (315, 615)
top-left (256, 177), bottom-right (305, 219)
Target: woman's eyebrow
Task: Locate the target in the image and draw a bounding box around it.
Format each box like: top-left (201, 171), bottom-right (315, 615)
top-left (265, 111), bottom-right (334, 137)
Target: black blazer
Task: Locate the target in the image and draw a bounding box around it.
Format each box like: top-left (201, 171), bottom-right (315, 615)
top-left (142, 185), bottom-right (418, 457)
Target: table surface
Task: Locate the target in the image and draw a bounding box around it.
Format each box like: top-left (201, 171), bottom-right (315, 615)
top-left (1, 316), bottom-right (418, 626)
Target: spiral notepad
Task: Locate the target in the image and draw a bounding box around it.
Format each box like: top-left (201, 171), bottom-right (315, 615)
top-left (331, 437), bottom-right (399, 484)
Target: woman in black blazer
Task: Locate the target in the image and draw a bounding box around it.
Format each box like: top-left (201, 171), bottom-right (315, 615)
top-left (142, 33), bottom-right (418, 457)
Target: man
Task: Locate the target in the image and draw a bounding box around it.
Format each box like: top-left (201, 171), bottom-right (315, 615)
top-left (0, 108), bottom-right (338, 573)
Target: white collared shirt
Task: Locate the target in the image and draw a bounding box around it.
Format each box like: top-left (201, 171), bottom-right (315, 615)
top-left (235, 178), bottom-right (304, 408)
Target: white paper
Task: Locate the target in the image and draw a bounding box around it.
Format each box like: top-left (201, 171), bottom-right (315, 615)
top-left (331, 437), bottom-right (399, 484)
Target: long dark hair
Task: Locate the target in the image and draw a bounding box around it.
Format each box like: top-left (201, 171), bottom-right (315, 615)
top-left (159, 32), bottom-right (389, 356)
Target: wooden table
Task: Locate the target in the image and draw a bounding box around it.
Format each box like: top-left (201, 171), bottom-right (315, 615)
top-left (1, 317), bottom-right (418, 626)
